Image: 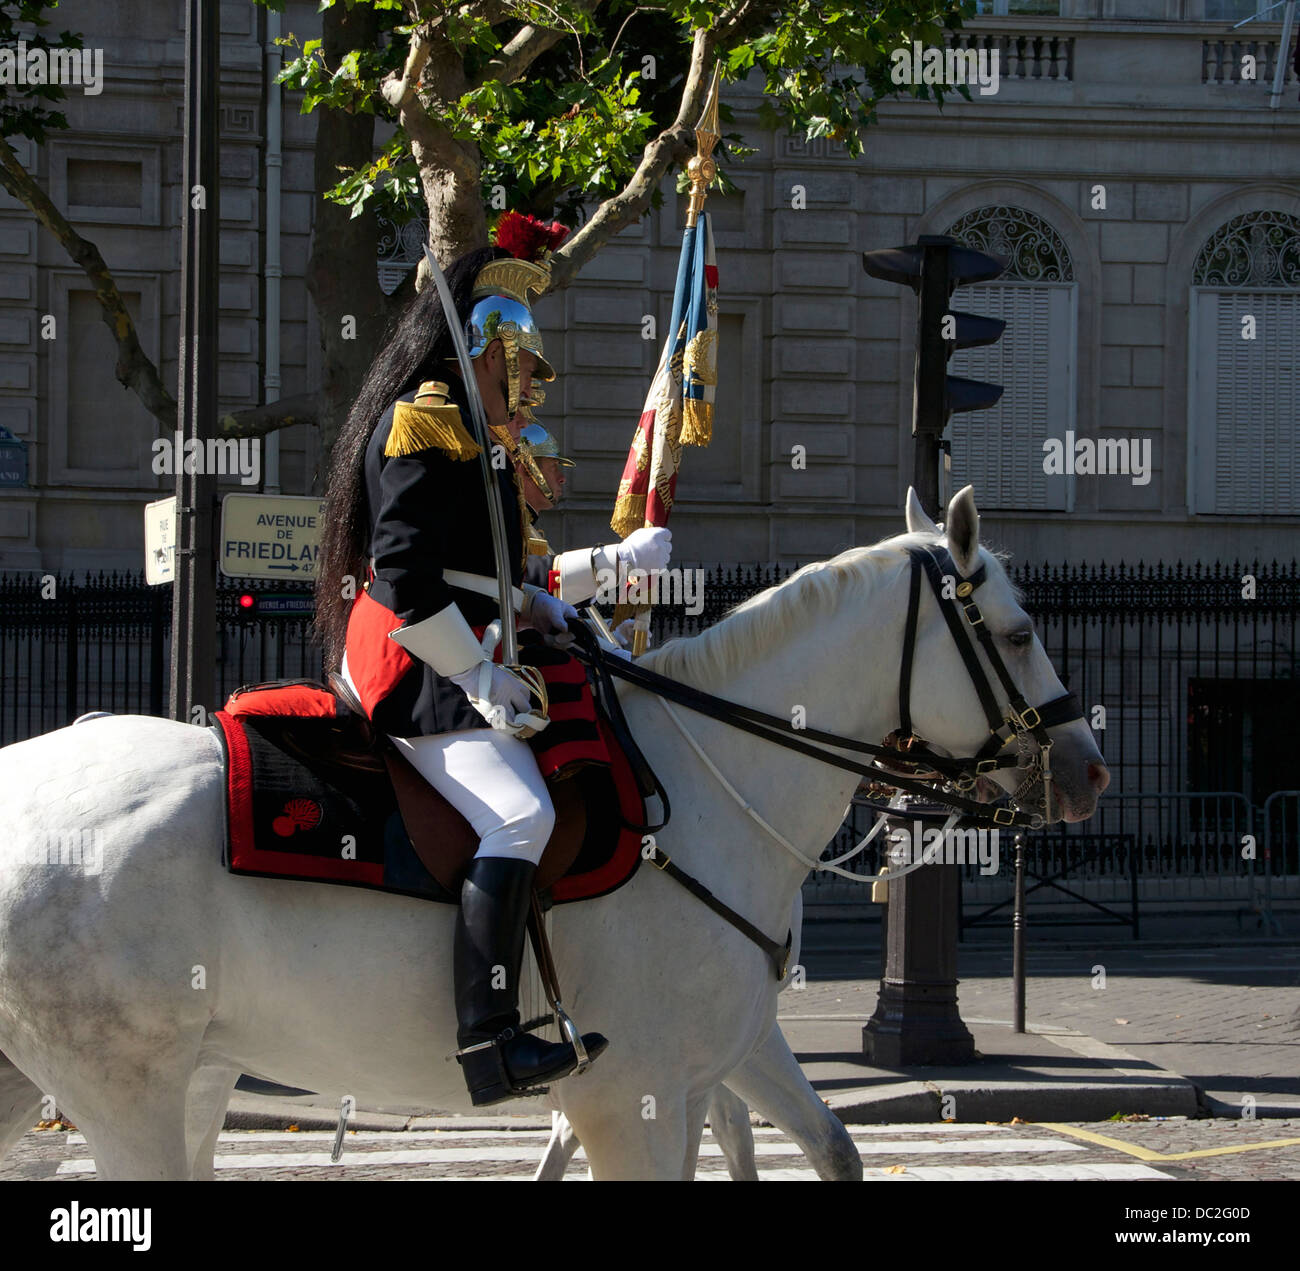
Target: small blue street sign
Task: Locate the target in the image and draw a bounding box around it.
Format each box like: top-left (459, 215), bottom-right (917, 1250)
top-left (0, 425), bottom-right (27, 488)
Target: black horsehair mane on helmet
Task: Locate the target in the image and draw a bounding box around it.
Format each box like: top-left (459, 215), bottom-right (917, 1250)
top-left (314, 244), bottom-right (509, 672)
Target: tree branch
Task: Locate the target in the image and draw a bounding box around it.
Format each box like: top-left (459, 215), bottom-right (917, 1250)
top-left (217, 393), bottom-right (322, 440)
top-left (0, 136), bottom-right (178, 430)
top-left (546, 23), bottom-right (723, 291)
top-left (471, 0), bottom-right (602, 91)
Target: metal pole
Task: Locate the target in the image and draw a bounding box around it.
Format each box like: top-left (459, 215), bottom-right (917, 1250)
top-left (1270, 1), bottom-right (1297, 109)
top-left (863, 241), bottom-right (975, 1067)
top-left (169, 0), bottom-right (219, 723)
top-left (1012, 831), bottom-right (1026, 1034)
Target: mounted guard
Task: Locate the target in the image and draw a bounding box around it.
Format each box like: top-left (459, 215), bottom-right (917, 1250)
top-left (315, 213), bottom-right (610, 1106)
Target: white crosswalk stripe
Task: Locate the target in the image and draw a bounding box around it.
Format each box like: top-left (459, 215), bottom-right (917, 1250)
top-left (44, 1121), bottom-right (1175, 1181)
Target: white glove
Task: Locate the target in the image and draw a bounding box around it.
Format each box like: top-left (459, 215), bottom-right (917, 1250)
top-left (613, 618), bottom-right (651, 650)
top-left (616, 526), bottom-right (672, 574)
top-left (525, 591), bottom-right (579, 642)
top-left (450, 661), bottom-right (535, 733)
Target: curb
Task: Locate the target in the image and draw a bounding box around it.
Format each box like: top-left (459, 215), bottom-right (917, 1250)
top-left (823, 1078), bottom-right (1198, 1125)
top-left (1199, 1094), bottom-right (1300, 1121)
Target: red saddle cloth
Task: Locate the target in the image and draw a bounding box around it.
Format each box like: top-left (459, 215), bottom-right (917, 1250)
top-left (212, 667), bottom-right (646, 906)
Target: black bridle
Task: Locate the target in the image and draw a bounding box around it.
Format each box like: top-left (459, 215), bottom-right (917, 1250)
top-left (559, 542), bottom-right (1085, 978)
top-left (891, 544), bottom-right (1084, 826)
top-left (569, 544), bottom-right (1083, 834)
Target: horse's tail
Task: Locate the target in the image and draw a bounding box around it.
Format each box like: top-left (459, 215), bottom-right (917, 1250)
top-left (0, 1048), bottom-right (44, 1164)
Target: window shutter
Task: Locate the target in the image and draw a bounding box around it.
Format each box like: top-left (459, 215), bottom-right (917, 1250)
top-left (1203, 290), bottom-right (1300, 515)
top-left (948, 284), bottom-right (1072, 510)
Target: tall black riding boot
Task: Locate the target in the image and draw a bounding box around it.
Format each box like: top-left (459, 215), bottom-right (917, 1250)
top-left (454, 855), bottom-right (608, 1107)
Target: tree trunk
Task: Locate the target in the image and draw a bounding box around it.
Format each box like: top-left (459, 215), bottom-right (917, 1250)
top-left (305, 0), bottom-right (389, 452)
top-left (407, 34), bottom-right (489, 265)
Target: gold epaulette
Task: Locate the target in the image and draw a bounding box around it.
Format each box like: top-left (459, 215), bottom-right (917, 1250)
top-left (384, 381), bottom-right (481, 460)
top-left (527, 535), bottom-right (552, 556)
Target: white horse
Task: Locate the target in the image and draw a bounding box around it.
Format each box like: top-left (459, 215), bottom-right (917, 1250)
top-left (0, 489), bottom-right (1108, 1180)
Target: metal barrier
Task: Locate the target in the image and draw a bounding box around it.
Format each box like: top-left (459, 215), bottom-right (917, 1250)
top-left (957, 832), bottom-right (1140, 937)
top-left (1263, 790), bottom-right (1300, 910)
top-left (806, 790), bottom-right (1281, 934)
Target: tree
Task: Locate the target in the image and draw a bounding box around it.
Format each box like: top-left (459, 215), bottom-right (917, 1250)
top-left (1, 0), bottom-right (978, 451)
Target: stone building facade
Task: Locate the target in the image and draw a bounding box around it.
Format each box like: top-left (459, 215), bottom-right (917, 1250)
top-left (0, 0), bottom-right (1297, 573)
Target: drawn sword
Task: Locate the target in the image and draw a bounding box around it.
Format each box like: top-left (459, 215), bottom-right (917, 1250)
top-left (422, 243), bottom-right (521, 669)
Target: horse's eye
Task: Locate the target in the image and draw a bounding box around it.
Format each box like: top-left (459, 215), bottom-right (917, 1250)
top-left (1006, 630), bottom-right (1033, 648)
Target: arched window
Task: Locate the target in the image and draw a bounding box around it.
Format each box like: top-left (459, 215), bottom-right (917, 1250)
top-left (943, 206), bottom-right (1077, 511)
top-left (1189, 210), bottom-right (1300, 516)
top-left (376, 214), bottom-right (428, 295)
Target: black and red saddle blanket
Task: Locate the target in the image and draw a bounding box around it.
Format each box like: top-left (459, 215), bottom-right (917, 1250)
top-left (210, 668), bottom-right (646, 906)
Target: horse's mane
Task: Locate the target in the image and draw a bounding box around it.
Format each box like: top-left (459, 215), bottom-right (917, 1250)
top-left (641, 530), bottom-right (1018, 686)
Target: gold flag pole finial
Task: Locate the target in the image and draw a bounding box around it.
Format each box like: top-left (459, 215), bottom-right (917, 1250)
top-left (686, 62), bottom-right (722, 229)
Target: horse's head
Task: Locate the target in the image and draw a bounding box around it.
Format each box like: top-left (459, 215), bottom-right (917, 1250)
top-left (896, 485), bottom-right (1109, 825)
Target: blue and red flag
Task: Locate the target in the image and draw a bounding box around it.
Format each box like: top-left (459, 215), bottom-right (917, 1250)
top-left (611, 210), bottom-right (718, 538)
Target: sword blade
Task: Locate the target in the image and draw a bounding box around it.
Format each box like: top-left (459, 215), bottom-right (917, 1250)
top-left (421, 244), bottom-right (519, 667)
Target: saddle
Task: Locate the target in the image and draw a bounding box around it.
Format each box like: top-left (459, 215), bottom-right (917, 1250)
top-left (211, 674), bottom-right (648, 905)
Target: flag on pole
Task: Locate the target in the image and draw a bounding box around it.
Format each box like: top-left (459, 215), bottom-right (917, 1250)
top-left (610, 210), bottom-right (718, 538)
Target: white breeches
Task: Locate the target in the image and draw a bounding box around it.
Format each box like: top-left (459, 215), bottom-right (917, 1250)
top-left (388, 730), bottom-right (555, 864)
top-left (340, 653), bottom-right (554, 864)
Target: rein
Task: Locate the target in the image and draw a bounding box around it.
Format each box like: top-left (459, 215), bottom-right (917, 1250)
top-left (563, 542), bottom-right (1085, 978)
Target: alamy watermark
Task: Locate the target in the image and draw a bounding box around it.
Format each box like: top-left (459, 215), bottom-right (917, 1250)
top-left (152, 431), bottom-right (261, 487)
top-left (886, 821), bottom-right (1001, 875)
top-left (50, 1204), bottom-right (150, 1252)
top-left (17, 829), bottom-right (104, 876)
top-left (594, 563), bottom-right (705, 616)
top-left (890, 41), bottom-right (1000, 96)
top-left (0, 42), bottom-right (103, 96)
top-left (1042, 431), bottom-right (1152, 486)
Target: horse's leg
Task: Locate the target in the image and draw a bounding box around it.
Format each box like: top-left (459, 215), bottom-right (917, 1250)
top-left (75, 1094), bottom-right (191, 1182)
top-left (724, 1024), bottom-right (862, 1182)
top-left (185, 1065), bottom-right (240, 1181)
top-left (560, 1083), bottom-right (690, 1181)
top-left (66, 1046), bottom-right (198, 1182)
top-left (707, 1085), bottom-right (758, 1181)
top-left (0, 1050), bottom-right (43, 1162)
top-left (680, 1091), bottom-right (710, 1181)
top-left (533, 1109), bottom-right (582, 1181)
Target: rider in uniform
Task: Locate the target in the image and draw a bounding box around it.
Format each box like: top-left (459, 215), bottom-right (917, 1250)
top-left (328, 220), bottom-right (666, 1106)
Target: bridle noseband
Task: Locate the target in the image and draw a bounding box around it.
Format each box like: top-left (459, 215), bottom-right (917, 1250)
top-left (892, 545), bottom-right (1083, 827)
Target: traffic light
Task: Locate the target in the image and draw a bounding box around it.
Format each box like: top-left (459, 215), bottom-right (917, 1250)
top-left (863, 234), bottom-right (1008, 514)
top-left (862, 234), bottom-right (1007, 436)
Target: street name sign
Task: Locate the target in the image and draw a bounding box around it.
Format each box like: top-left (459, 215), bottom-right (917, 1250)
top-left (219, 493), bottom-right (325, 580)
top-left (144, 495), bottom-right (177, 585)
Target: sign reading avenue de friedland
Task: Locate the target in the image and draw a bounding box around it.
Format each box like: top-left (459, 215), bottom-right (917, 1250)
top-left (218, 494), bottom-right (325, 581)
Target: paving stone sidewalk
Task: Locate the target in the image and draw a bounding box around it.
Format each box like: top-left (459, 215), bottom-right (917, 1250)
top-left (795, 928), bottom-right (1300, 1114)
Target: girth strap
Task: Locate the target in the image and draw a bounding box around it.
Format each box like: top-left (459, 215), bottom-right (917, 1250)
top-left (643, 842), bottom-right (793, 981)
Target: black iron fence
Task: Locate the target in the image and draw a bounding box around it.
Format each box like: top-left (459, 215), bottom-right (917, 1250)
top-left (2, 560), bottom-right (1297, 922)
top-left (0, 573), bottom-right (319, 739)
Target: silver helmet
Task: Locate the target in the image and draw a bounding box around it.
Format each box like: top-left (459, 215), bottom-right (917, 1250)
top-left (465, 257), bottom-right (556, 416)
top-left (517, 422), bottom-right (573, 505)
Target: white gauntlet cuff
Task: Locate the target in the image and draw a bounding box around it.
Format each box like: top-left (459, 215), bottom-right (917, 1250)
top-left (556, 544), bottom-right (616, 606)
top-left (388, 602), bottom-right (484, 678)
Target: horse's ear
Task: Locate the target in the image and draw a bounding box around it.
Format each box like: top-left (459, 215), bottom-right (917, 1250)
top-left (946, 485), bottom-right (980, 575)
top-left (905, 487), bottom-right (940, 537)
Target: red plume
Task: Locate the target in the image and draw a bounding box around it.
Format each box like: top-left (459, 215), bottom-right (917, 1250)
top-left (494, 211), bottom-right (570, 262)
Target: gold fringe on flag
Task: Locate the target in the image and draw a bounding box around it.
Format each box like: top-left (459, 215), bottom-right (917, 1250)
top-left (610, 493), bottom-right (647, 539)
top-left (384, 390), bottom-right (481, 461)
top-left (679, 399), bottom-right (713, 447)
